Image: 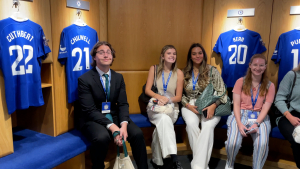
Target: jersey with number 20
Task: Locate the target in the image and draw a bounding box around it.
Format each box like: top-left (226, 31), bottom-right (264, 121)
top-left (0, 18), bottom-right (51, 114)
top-left (58, 24), bottom-right (99, 103)
top-left (213, 29), bottom-right (266, 87)
top-left (272, 29), bottom-right (300, 86)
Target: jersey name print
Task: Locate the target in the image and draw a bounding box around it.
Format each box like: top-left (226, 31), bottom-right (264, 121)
top-left (272, 29), bottom-right (300, 86)
top-left (213, 29), bottom-right (266, 87)
top-left (0, 18), bottom-right (51, 114)
top-left (58, 24), bottom-right (99, 103)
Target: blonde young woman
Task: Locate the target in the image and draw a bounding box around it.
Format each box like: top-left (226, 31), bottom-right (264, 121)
top-left (225, 54), bottom-right (275, 169)
top-left (181, 43), bottom-right (228, 169)
top-left (145, 45), bottom-right (184, 169)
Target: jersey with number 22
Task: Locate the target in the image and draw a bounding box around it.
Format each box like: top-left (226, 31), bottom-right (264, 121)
top-left (0, 18), bottom-right (51, 114)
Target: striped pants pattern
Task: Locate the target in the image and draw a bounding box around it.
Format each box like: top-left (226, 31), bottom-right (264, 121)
top-left (225, 110), bottom-right (271, 169)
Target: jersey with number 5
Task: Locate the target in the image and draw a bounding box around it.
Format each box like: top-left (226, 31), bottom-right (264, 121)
top-left (272, 29), bottom-right (300, 86)
top-left (58, 24), bottom-right (99, 103)
top-left (213, 29), bottom-right (266, 87)
top-left (0, 18), bottom-right (51, 114)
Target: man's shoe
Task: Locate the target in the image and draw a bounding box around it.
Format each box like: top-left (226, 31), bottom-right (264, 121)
top-left (150, 159), bottom-right (161, 169)
top-left (173, 161), bottom-right (183, 169)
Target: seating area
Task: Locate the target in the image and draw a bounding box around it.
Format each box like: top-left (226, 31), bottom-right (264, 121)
top-left (0, 113), bottom-right (292, 169)
top-left (0, 127), bottom-right (90, 169)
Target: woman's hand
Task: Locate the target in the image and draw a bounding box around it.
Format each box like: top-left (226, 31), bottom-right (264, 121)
top-left (247, 123), bottom-right (258, 134)
top-left (186, 103), bottom-right (199, 114)
top-left (202, 103), bottom-right (217, 119)
top-left (286, 113), bottom-right (300, 127)
top-left (157, 95), bottom-right (169, 105)
top-left (237, 122), bottom-right (248, 137)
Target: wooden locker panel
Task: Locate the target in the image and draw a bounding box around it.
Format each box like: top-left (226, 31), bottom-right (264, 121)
top-left (108, 0), bottom-right (203, 71)
top-left (50, 0), bottom-right (101, 135)
top-left (119, 71), bottom-right (149, 114)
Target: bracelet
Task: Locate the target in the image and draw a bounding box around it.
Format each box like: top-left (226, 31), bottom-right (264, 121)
top-left (152, 93), bottom-right (157, 98)
top-left (186, 103), bottom-right (189, 108)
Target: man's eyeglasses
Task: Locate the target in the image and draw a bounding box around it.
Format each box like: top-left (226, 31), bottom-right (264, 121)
top-left (96, 50), bottom-right (112, 55)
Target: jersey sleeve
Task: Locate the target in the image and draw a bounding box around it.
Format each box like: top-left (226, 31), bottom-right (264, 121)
top-left (271, 36), bottom-right (281, 64)
top-left (58, 30), bottom-right (68, 65)
top-left (96, 32), bottom-right (99, 42)
top-left (252, 34), bottom-right (267, 55)
top-left (38, 27), bottom-right (51, 60)
top-left (213, 35), bottom-right (222, 54)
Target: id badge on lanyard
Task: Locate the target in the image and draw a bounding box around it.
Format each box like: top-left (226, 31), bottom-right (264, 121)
top-left (190, 70), bottom-right (199, 106)
top-left (162, 71), bottom-right (172, 95)
top-left (249, 84), bottom-right (261, 121)
top-left (100, 75), bottom-right (111, 114)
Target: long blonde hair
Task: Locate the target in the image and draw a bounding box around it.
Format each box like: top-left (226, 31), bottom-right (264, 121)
top-left (157, 45), bottom-right (178, 77)
top-left (183, 43), bottom-right (209, 89)
top-left (243, 54), bottom-right (269, 96)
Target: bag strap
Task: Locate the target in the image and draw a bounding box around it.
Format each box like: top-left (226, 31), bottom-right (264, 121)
top-left (113, 131), bottom-right (129, 157)
top-left (287, 70), bottom-right (297, 104)
top-left (208, 66), bottom-right (227, 98)
top-left (153, 65), bottom-right (157, 87)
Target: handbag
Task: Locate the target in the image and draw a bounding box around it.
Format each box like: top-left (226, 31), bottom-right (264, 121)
top-left (273, 71), bottom-right (297, 126)
top-left (138, 65), bottom-right (158, 114)
top-left (113, 131), bottom-right (135, 169)
top-left (195, 66), bottom-right (232, 116)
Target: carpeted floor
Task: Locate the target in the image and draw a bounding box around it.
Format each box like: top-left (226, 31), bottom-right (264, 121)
top-left (132, 155), bottom-right (252, 169)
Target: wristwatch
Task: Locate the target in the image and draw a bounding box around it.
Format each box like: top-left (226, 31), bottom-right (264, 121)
top-left (254, 121), bottom-right (260, 127)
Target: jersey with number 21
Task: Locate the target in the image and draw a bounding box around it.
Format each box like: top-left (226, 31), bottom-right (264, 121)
top-left (58, 24), bottom-right (99, 103)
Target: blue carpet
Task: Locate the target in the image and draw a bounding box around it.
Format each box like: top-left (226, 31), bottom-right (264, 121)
top-left (0, 128), bottom-right (90, 169)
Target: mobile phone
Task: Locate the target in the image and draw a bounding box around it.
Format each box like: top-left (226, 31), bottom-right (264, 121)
top-left (203, 109), bottom-right (208, 118)
top-left (245, 127), bottom-right (259, 134)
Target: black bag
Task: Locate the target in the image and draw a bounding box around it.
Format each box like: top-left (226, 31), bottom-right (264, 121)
top-left (270, 71), bottom-right (297, 127)
top-left (138, 65), bottom-right (158, 114)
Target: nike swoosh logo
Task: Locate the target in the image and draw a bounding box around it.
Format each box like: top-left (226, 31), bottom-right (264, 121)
top-left (60, 45), bottom-right (66, 51)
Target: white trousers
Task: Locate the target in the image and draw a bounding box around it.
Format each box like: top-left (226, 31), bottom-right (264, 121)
top-left (182, 107), bottom-right (221, 169)
top-left (147, 109), bottom-right (178, 166)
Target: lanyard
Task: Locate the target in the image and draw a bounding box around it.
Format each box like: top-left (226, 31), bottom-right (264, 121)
top-left (99, 73), bottom-right (111, 102)
top-left (162, 71), bottom-right (172, 94)
top-left (192, 70), bottom-right (199, 90)
top-left (250, 83), bottom-right (261, 111)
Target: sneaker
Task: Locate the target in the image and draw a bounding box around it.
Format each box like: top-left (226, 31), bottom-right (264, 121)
top-left (172, 161), bottom-right (183, 169)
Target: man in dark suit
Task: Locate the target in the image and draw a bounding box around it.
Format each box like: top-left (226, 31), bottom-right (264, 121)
top-left (78, 41), bottom-right (148, 169)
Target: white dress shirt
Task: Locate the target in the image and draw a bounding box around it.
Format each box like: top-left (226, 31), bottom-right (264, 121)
top-left (95, 66), bottom-right (128, 129)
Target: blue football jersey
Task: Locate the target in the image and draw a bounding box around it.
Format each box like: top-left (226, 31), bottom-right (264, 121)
top-left (0, 18), bottom-right (51, 114)
top-left (58, 24), bottom-right (99, 103)
top-left (272, 29), bottom-right (300, 86)
top-left (213, 29), bottom-right (266, 87)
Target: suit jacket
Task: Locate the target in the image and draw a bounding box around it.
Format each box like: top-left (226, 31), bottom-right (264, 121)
top-left (78, 67), bottom-right (129, 127)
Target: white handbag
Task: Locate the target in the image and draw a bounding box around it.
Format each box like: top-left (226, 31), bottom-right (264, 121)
top-left (113, 132), bottom-right (135, 169)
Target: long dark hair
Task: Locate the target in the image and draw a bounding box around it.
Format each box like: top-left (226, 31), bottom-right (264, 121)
top-left (183, 43), bottom-right (209, 88)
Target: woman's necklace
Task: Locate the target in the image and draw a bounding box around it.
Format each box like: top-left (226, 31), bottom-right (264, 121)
top-left (252, 83), bottom-right (259, 91)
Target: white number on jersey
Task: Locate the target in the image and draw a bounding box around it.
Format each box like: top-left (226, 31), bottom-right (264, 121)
top-left (291, 49), bottom-right (299, 68)
top-left (72, 47), bottom-right (90, 71)
top-left (9, 45), bottom-right (33, 76)
top-left (228, 44), bottom-right (248, 64)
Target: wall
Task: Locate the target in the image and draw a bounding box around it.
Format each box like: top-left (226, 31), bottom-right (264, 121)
top-left (108, 0), bottom-right (204, 113)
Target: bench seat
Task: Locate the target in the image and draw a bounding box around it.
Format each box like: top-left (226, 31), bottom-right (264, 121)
top-left (0, 127), bottom-right (90, 169)
top-left (130, 114), bottom-right (286, 140)
top-left (130, 114), bottom-right (185, 128)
